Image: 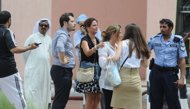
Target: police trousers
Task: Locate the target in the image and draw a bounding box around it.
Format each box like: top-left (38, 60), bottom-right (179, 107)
top-left (50, 65), bottom-right (73, 109)
top-left (149, 65), bottom-right (181, 109)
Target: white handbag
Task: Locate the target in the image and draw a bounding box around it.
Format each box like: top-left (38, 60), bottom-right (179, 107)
top-left (76, 67), bottom-right (94, 83)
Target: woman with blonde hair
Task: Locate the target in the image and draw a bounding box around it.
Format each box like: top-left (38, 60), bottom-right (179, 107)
top-left (111, 23), bottom-right (150, 109)
top-left (98, 25), bottom-right (121, 109)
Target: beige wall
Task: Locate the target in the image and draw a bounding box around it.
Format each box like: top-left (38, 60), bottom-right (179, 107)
top-left (1, 0), bottom-right (177, 78)
top-left (51, 0), bottom-right (147, 36)
top-left (146, 0), bottom-right (177, 38)
top-left (2, 0), bottom-right (52, 77)
top-left (51, 0), bottom-right (148, 78)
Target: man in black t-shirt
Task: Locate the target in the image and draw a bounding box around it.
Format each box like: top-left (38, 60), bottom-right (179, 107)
top-left (0, 10), bottom-right (38, 109)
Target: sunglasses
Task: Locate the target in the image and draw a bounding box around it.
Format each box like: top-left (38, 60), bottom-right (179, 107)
top-left (39, 23), bottom-right (49, 27)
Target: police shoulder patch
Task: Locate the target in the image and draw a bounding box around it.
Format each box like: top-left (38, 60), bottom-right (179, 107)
top-left (173, 35), bottom-right (182, 43)
top-left (180, 45), bottom-right (186, 51)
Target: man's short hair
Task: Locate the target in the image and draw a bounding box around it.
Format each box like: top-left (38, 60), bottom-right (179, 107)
top-left (160, 18), bottom-right (173, 28)
top-left (0, 10), bottom-right (11, 24)
top-left (59, 12), bottom-right (74, 27)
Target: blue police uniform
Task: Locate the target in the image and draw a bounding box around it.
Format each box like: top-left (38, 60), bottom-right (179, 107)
top-left (148, 34), bottom-right (187, 109)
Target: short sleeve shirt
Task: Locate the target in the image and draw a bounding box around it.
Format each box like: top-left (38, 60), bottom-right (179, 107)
top-left (148, 34), bottom-right (187, 67)
top-left (0, 25), bottom-right (18, 77)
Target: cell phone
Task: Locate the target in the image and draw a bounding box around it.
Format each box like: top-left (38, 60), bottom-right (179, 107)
top-left (34, 43), bottom-right (42, 46)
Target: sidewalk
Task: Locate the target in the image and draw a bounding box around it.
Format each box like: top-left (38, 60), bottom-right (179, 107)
top-left (65, 96), bottom-right (148, 109)
top-left (64, 81), bottom-right (190, 109)
top-left (65, 81), bottom-right (147, 109)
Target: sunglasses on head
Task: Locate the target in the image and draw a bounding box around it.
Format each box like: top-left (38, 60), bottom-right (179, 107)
top-left (39, 23), bottom-right (49, 27)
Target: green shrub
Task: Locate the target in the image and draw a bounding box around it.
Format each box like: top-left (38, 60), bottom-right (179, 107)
top-left (0, 91), bottom-right (15, 109)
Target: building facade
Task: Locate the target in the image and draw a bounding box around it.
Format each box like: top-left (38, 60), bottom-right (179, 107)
top-left (2, 0), bottom-right (177, 77)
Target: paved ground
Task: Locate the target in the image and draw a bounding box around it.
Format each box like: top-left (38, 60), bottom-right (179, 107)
top-left (66, 97), bottom-right (190, 109)
top-left (66, 94), bottom-right (189, 109)
top-left (66, 100), bottom-right (83, 109)
top-left (65, 98), bottom-right (147, 109)
top-left (63, 82), bottom-right (190, 109)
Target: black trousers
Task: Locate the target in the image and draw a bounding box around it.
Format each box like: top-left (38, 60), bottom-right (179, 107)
top-left (102, 88), bottom-right (113, 109)
top-left (50, 65), bottom-right (73, 109)
top-left (149, 67), bottom-right (181, 109)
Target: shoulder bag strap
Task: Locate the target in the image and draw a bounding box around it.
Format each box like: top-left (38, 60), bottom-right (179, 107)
top-left (120, 55), bottom-right (129, 71)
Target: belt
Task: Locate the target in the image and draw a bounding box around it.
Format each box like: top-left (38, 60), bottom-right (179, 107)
top-left (153, 64), bottom-right (178, 72)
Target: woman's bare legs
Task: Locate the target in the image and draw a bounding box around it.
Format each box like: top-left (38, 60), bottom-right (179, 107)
top-left (85, 93), bottom-right (101, 109)
top-left (85, 93), bottom-right (93, 109)
top-left (93, 93), bottom-right (100, 109)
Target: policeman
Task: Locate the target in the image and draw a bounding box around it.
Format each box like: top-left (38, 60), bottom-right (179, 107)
top-left (148, 18), bottom-right (187, 109)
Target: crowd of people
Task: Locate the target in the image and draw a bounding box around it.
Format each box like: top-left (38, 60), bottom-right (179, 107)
top-left (0, 10), bottom-right (189, 109)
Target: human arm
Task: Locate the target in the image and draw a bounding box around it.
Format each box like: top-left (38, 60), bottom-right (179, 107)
top-left (98, 46), bottom-right (109, 68)
top-left (140, 59), bottom-right (148, 80)
top-left (183, 32), bottom-right (190, 42)
top-left (81, 40), bottom-right (104, 57)
top-left (58, 52), bottom-right (69, 64)
top-left (56, 34), bottom-right (70, 64)
top-left (141, 59), bottom-right (148, 68)
top-left (10, 43), bottom-right (38, 53)
top-left (110, 41), bottom-right (122, 61)
top-left (5, 30), bottom-right (38, 54)
top-left (176, 36), bottom-right (187, 87)
top-left (177, 58), bottom-right (186, 88)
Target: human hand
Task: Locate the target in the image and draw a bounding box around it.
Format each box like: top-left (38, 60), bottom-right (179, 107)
top-left (97, 42), bottom-right (104, 48)
top-left (28, 43), bottom-right (39, 50)
top-left (176, 78), bottom-right (185, 88)
top-left (107, 56), bottom-right (117, 61)
top-left (107, 56), bottom-right (112, 60)
top-left (62, 56), bottom-right (70, 64)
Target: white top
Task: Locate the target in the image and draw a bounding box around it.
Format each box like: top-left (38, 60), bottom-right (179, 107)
top-left (120, 39), bottom-right (141, 68)
top-left (98, 42), bottom-right (117, 90)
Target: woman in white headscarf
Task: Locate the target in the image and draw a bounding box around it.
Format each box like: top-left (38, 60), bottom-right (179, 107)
top-left (23, 18), bottom-right (52, 109)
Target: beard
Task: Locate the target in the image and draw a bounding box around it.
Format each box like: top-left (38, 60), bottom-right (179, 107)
top-left (161, 31), bottom-right (167, 36)
top-left (162, 33), bottom-right (166, 36)
top-left (67, 26), bottom-right (75, 32)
